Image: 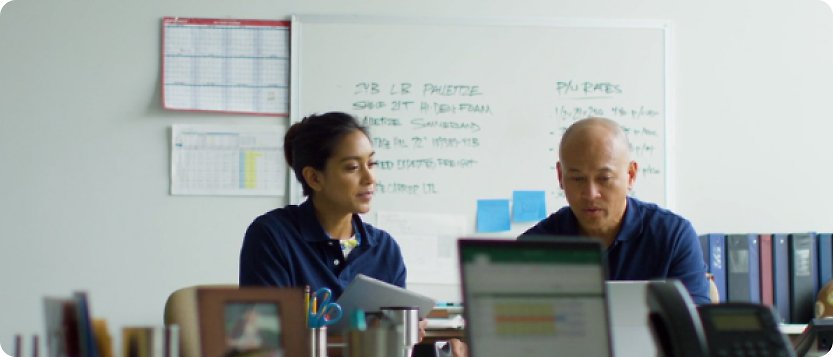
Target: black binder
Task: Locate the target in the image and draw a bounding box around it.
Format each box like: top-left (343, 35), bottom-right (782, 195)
top-left (789, 233), bottom-right (817, 323)
top-left (726, 234), bottom-right (760, 303)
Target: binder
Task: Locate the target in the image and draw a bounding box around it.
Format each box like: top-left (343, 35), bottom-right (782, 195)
top-left (698, 234), bottom-right (709, 267)
top-left (748, 234), bottom-right (761, 303)
top-left (73, 291), bottom-right (99, 357)
top-left (773, 234), bottom-right (791, 323)
top-left (703, 233), bottom-right (727, 303)
top-left (789, 233), bottom-right (817, 323)
top-left (760, 234), bottom-right (774, 306)
top-left (818, 233), bottom-right (833, 294)
top-left (726, 234), bottom-right (761, 303)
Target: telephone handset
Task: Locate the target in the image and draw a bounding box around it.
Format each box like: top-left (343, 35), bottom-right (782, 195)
top-left (647, 280), bottom-right (795, 357)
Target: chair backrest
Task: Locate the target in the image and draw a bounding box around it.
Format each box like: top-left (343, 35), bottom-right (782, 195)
top-left (163, 284), bottom-right (237, 357)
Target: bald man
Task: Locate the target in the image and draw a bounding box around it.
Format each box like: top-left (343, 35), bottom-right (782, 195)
top-left (519, 117), bottom-right (710, 304)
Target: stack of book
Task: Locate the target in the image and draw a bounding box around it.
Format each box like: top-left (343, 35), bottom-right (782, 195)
top-left (42, 291), bottom-right (179, 357)
top-left (699, 233), bottom-right (833, 324)
top-left (42, 291), bottom-right (113, 357)
top-left (424, 303), bottom-right (465, 330)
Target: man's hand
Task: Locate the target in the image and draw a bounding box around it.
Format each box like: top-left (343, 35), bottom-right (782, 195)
top-left (418, 318), bottom-right (427, 341)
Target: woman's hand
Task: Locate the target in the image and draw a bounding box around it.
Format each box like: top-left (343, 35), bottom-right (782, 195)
top-left (418, 318), bottom-right (428, 341)
top-left (448, 338), bottom-right (468, 357)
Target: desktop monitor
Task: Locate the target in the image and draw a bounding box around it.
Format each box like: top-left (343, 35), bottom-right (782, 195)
top-left (458, 238), bottom-right (613, 357)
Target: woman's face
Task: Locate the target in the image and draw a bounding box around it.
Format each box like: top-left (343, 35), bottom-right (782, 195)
top-left (311, 130), bottom-right (377, 215)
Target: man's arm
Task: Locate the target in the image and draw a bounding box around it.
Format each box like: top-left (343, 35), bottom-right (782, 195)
top-left (669, 222), bottom-right (711, 304)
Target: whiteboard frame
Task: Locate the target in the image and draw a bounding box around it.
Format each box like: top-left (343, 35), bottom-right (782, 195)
top-left (289, 15), bottom-right (673, 209)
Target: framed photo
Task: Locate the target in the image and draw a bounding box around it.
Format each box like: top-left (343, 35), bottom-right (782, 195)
top-left (197, 287), bottom-right (307, 357)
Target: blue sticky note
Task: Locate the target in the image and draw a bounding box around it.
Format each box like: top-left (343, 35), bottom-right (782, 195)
top-left (512, 190), bottom-right (547, 222)
top-left (476, 199), bottom-right (511, 233)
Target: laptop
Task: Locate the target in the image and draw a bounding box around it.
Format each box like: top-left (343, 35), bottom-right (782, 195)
top-left (458, 238), bottom-right (613, 357)
top-left (606, 281), bottom-right (656, 357)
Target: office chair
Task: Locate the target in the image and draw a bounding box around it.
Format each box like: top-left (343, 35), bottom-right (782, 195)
top-left (163, 284), bottom-right (237, 357)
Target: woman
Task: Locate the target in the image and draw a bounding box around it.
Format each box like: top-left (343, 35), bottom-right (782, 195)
top-left (239, 111), bottom-right (405, 298)
top-left (239, 111), bottom-right (466, 357)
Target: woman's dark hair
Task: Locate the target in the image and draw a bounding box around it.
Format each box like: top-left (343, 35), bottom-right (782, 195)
top-left (284, 112), bottom-right (370, 196)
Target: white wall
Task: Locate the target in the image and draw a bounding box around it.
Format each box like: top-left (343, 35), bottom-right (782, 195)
top-left (2, 0), bottom-right (833, 352)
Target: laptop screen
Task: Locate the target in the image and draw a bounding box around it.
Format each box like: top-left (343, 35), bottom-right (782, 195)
top-left (458, 238), bottom-right (612, 357)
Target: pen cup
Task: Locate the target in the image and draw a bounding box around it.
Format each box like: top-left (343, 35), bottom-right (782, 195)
top-left (380, 306), bottom-right (419, 357)
top-left (309, 326), bottom-right (327, 357)
top-left (344, 327), bottom-right (388, 357)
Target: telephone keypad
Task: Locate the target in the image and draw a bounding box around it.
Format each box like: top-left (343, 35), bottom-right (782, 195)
top-left (699, 304), bottom-right (795, 357)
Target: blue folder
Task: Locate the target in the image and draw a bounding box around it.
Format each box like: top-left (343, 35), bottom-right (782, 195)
top-left (704, 233), bottom-right (727, 303)
top-left (726, 234), bottom-right (760, 303)
top-left (818, 233), bottom-right (832, 295)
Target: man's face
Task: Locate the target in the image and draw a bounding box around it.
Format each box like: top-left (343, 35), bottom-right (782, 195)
top-left (556, 127), bottom-right (636, 236)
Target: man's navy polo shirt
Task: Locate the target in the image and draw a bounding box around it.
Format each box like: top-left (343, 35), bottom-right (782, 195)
top-left (520, 196), bottom-right (710, 304)
top-left (239, 199), bottom-right (406, 298)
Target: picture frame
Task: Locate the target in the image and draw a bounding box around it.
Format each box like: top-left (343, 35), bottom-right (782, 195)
top-left (197, 287), bottom-right (307, 357)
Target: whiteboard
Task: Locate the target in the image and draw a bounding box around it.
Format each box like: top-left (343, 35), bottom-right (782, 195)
top-left (291, 15), bottom-right (670, 284)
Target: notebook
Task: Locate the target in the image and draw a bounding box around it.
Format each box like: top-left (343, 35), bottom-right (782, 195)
top-left (458, 238), bottom-right (613, 357)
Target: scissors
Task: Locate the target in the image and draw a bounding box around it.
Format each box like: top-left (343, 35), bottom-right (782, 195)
top-left (309, 287), bottom-right (343, 328)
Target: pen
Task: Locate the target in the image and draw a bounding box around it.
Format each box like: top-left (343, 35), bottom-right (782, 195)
top-left (312, 295), bottom-right (318, 315)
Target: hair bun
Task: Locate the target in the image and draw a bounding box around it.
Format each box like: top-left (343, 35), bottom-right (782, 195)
top-left (283, 122), bottom-right (304, 167)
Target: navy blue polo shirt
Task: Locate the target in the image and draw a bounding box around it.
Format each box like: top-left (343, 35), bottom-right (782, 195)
top-left (239, 199), bottom-right (407, 298)
top-left (520, 196), bottom-right (710, 304)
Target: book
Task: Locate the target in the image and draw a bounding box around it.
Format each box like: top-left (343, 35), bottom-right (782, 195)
top-left (773, 234), bottom-right (791, 323)
top-left (122, 326), bottom-right (176, 357)
top-left (165, 325), bottom-right (180, 357)
top-left (62, 299), bottom-right (81, 357)
top-left (73, 291), bottom-right (99, 357)
top-left (93, 319), bottom-right (114, 357)
top-left (702, 234), bottom-right (727, 302)
top-left (789, 233), bottom-right (817, 323)
top-left (760, 234), bottom-right (774, 306)
top-left (698, 234), bottom-right (709, 267)
top-left (123, 327), bottom-right (153, 357)
top-left (726, 234), bottom-right (761, 303)
top-left (43, 297), bottom-right (70, 357)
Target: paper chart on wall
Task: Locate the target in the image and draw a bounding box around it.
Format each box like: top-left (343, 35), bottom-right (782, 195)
top-left (376, 211), bottom-right (467, 285)
top-left (171, 123), bottom-right (286, 196)
top-left (162, 17), bottom-right (290, 115)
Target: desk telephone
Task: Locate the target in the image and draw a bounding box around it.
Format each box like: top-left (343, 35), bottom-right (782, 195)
top-left (646, 280), bottom-right (796, 357)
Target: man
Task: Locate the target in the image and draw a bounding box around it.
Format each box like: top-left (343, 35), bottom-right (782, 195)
top-left (520, 117), bottom-right (710, 304)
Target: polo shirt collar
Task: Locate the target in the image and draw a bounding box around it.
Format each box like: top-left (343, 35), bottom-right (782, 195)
top-left (560, 209), bottom-right (582, 235)
top-left (613, 196), bottom-right (641, 242)
top-left (298, 199), bottom-right (375, 246)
